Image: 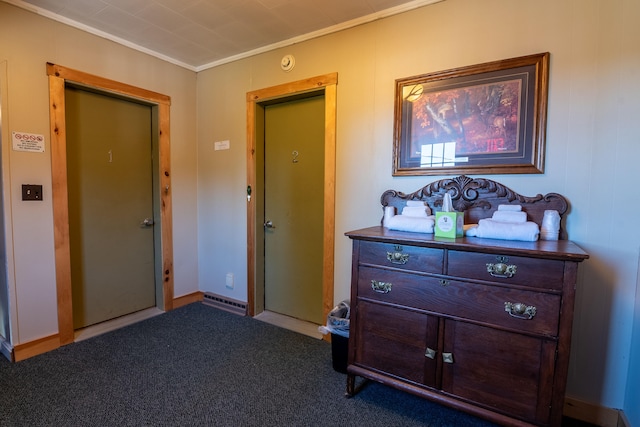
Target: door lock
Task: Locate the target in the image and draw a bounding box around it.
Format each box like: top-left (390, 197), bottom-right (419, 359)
top-left (141, 218), bottom-right (154, 227)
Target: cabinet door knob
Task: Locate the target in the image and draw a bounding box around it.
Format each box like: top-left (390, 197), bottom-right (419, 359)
top-left (442, 352), bottom-right (454, 364)
top-left (371, 280), bottom-right (392, 294)
top-left (425, 347), bottom-right (437, 359)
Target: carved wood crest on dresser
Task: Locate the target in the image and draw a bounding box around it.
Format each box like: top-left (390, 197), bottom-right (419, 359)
top-left (345, 176), bottom-right (589, 427)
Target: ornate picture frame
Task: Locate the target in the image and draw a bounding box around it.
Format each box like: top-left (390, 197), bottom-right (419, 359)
top-left (393, 53), bottom-right (549, 176)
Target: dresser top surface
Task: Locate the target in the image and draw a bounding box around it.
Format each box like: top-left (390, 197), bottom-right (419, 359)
top-left (346, 226), bottom-right (589, 261)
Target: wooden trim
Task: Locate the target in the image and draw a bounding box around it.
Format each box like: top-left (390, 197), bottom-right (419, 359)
top-left (173, 292), bottom-right (204, 309)
top-left (322, 82), bottom-right (337, 328)
top-left (13, 334), bottom-right (60, 362)
top-left (46, 63), bottom-right (174, 345)
top-left (46, 63), bottom-right (170, 105)
top-left (246, 73), bottom-right (338, 324)
top-left (158, 102), bottom-right (174, 311)
top-left (246, 74), bottom-right (338, 103)
top-left (564, 396), bottom-right (620, 427)
top-left (48, 73), bottom-right (75, 345)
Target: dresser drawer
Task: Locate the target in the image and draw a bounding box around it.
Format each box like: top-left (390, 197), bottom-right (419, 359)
top-left (358, 266), bottom-right (560, 336)
top-left (447, 250), bottom-right (565, 291)
top-left (439, 279), bottom-right (561, 336)
top-left (359, 240), bottom-right (443, 274)
top-left (357, 266), bottom-right (444, 312)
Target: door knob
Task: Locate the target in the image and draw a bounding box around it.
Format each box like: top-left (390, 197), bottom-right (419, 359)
top-left (264, 220), bottom-right (276, 229)
top-left (141, 218), bottom-right (154, 227)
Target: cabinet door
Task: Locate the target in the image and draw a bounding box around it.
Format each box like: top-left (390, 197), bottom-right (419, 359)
top-left (441, 320), bottom-right (556, 424)
top-left (354, 300), bottom-right (439, 388)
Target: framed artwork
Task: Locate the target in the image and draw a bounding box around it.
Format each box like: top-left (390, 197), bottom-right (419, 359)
top-left (393, 52), bottom-right (549, 176)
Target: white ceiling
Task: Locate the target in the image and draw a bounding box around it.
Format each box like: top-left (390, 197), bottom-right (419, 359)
top-left (5, 0), bottom-right (443, 71)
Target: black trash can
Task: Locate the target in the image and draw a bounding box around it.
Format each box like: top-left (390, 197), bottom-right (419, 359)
top-left (331, 333), bottom-right (349, 374)
top-left (326, 300), bottom-right (350, 374)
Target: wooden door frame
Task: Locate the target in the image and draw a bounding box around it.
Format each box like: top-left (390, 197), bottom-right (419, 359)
top-left (47, 63), bottom-right (174, 345)
top-left (246, 73), bottom-right (337, 325)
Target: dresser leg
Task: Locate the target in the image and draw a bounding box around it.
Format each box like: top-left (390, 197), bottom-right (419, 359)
top-left (345, 373), bottom-right (356, 397)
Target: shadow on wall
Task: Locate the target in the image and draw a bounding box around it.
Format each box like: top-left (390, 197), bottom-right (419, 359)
top-left (569, 255), bottom-right (613, 404)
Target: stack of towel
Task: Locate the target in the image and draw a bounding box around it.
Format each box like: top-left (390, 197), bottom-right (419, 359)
top-left (384, 201), bottom-right (435, 233)
top-left (465, 204), bottom-right (540, 241)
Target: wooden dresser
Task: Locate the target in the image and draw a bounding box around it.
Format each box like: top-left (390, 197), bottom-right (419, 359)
top-left (345, 176), bottom-right (589, 427)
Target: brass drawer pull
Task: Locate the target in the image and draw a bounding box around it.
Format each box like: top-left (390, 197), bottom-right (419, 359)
top-left (486, 262), bottom-right (517, 278)
top-left (371, 280), bottom-right (392, 294)
top-left (387, 245), bottom-right (409, 265)
top-left (439, 279), bottom-right (450, 287)
top-left (425, 347), bottom-right (436, 359)
top-left (504, 302), bottom-right (537, 320)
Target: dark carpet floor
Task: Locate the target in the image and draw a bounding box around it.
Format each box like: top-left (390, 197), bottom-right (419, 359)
top-left (0, 303), bottom-right (591, 426)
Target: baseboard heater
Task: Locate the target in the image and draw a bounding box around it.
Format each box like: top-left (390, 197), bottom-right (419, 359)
top-left (0, 338), bottom-right (13, 362)
top-left (202, 293), bottom-right (247, 316)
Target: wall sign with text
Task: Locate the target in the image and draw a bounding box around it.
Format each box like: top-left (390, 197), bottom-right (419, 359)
top-left (12, 131), bottom-right (45, 153)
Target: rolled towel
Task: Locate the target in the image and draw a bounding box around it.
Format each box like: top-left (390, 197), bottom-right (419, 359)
top-left (465, 218), bottom-right (539, 241)
top-left (385, 215), bottom-right (435, 234)
top-left (383, 206), bottom-right (396, 228)
top-left (402, 206), bottom-right (430, 218)
top-left (498, 204), bottom-right (522, 212)
top-left (491, 210), bottom-right (527, 223)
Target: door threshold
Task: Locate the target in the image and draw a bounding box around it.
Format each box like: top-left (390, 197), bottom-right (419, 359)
top-left (254, 311), bottom-right (323, 340)
top-left (74, 307), bottom-right (164, 342)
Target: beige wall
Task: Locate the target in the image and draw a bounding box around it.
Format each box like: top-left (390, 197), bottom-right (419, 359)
top-left (0, 3), bottom-right (199, 342)
top-left (196, 0), bottom-right (640, 412)
top-left (1, 0), bottom-right (639, 416)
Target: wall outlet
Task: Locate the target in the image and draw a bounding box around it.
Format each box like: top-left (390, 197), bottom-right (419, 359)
top-left (225, 273), bottom-right (234, 289)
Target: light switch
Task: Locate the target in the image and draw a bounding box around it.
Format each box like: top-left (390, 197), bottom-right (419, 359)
top-left (22, 184), bottom-right (43, 201)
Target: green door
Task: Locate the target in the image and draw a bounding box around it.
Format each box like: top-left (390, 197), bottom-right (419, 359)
top-left (65, 87), bottom-right (156, 329)
top-left (264, 95), bottom-right (325, 324)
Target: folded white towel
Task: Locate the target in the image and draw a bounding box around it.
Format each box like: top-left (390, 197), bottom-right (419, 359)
top-left (491, 210), bottom-right (527, 223)
top-left (465, 218), bottom-right (539, 241)
top-left (498, 204), bottom-right (522, 212)
top-left (385, 215), bottom-right (435, 234)
top-left (402, 206), bottom-right (430, 218)
top-left (405, 200), bottom-right (432, 215)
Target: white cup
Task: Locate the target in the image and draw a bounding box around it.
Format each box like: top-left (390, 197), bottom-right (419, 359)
top-left (541, 210), bottom-right (560, 240)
